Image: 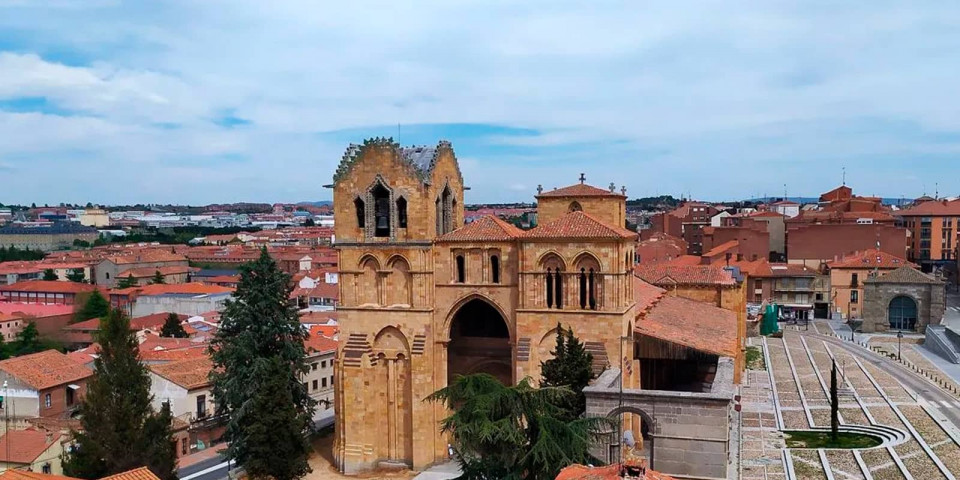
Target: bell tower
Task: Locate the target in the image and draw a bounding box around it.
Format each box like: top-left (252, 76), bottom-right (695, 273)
top-left (331, 138), bottom-right (464, 474)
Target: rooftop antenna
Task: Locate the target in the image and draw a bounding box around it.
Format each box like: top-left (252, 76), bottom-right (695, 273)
top-left (935, 182), bottom-right (939, 199)
top-left (842, 166), bottom-right (846, 186)
top-left (397, 123), bottom-right (401, 144)
top-left (784, 183), bottom-right (788, 201)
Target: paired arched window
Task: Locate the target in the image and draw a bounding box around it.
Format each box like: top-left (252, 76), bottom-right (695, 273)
top-left (354, 198), bottom-right (365, 228)
top-left (541, 254), bottom-right (565, 309)
top-left (396, 197), bottom-right (408, 229)
top-left (576, 254), bottom-right (600, 310)
top-left (490, 255), bottom-right (500, 284)
top-left (455, 255), bottom-right (466, 283)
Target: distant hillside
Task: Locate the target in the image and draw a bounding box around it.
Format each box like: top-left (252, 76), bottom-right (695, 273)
top-left (298, 201), bottom-right (333, 207)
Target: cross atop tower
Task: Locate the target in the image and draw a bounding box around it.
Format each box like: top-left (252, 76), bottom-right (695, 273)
top-left (579, 173), bottom-right (586, 184)
top-left (609, 182), bottom-right (616, 192)
top-left (537, 184), bottom-right (543, 195)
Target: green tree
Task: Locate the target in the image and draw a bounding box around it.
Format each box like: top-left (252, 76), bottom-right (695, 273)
top-left (830, 360), bottom-right (839, 442)
top-left (209, 248), bottom-right (315, 480)
top-left (303, 218), bottom-right (316, 227)
top-left (67, 268), bottom-right (86, 283)
top-left (539, 324), bottom-right (594, 421)
top-left (159, 313), bottom-right (187, 338)
top-left (73, 239), bottom-right (91, 248)
top-left (0, 330), bottom-right (8, 360)
top-left (428, 374), bottom-right (611, 480)
top-left (73, 291), bottom-right (110, 324)
top-left (150, 270), bottom-right (165, 285)
top-left (8, 322), bottom-right (62, 356)
top-left (42, 269), bottom-right (59, 281)
top-left (62, 310), bottom-right (177, 480)
top-left (117, 274), bottom-right (138, 289)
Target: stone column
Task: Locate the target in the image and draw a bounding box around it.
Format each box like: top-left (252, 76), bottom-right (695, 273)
top-left (387, 358), bottom-right (397, 460)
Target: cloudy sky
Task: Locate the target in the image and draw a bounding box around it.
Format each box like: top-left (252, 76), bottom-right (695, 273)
top-left (1, 1), bottom-right (958, 205)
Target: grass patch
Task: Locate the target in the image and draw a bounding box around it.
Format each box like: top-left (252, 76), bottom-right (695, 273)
top-left (746, 346), bottom-right (765, 370)
top-left (784, 430), bottom-right (882, 449)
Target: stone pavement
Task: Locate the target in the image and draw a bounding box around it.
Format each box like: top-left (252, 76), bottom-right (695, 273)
top-left (740, 340), bottom-right (787, 480)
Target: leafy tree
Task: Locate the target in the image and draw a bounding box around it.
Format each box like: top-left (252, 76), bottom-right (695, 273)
top-left (73, 291), bottom-right (110, 324)
top-left (0, 330), bottom-right (8, 360)
top-left (8, 322), bottom-right (63, 356)
top-left (150, 270), bottom-right (166, 285)
top-left (428, 374), bottom-right (611, 480)
top-left (303, 218), bottom-right (316, 227)
top-left (43, 269), bottom-right (59, 281)
top-left (539, 324), bottom-right (594, 421)
top-left (62, 309), bottom-right (177, 480)
top-left (159, 313), bottom-right (187, 338)
top-left (830, 360), bottom-right (839, 442)
top-left (209, 248), bottom-right (315, 480)
top-left (117, 274), bottom-right (138, 289)
top-left (73, 239), bottom-right (91, 248)
top-left (67, 268), bottom-right (86, 283)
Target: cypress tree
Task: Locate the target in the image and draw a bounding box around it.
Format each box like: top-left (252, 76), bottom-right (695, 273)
top-left (117, 274), bottom-right (138, 289)
top-left (73, 291), bottom-right (110, 324)
top-left (540, 324), bottom-right (594, 421)
top-left (151, 270), bottom-right (166, 285)
top-left (63, 309), bottom-right (177, 480)
top-left (159, 313), bottom-right (188, 338)
top-left (209, 248), bottom-right (315, 480)
top-left (43, 269), bottom-right (58, 281)
top-left (830, 360), bottom-right (839, 442)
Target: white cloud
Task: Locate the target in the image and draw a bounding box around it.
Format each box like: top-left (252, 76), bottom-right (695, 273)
top-left (1, 1), bottom-right (960, 203)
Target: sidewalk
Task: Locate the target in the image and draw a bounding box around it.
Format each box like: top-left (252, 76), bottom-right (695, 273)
top-left (179, 445), bottom-right (226, 469)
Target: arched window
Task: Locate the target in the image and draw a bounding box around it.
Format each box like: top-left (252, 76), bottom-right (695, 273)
top-left (354, 197), bottom-right (365, 228)
top-left (396, 197), bottom-right (407, 229)
top-left (372, 183), bottom-right (390, 237)
top-left (568, 201), bottom-right (583, 212)
top-left (540, 253), bottom-right (565, 309)
top-left (575, 253), bottom-right (600, 310)
top-left (456, 255), bottom-right (466, 283)
top-left (490, 255), bottom-right (500, 284)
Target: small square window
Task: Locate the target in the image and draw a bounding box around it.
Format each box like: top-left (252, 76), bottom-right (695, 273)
top-left (321, 360), bottom-right (326, 369)
top-left (312, 363), bottom-right (317, 371)
top-left (312, 380), bottom-right (318, 390)
top-left (322, 378), bottom-right (327, 388)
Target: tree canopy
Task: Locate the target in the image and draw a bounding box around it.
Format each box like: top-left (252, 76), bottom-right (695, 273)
top-left (428, 374), bottom-right (611, 480)
top-left (539, 324), bottom-right (595, 421)
top-left (209, 248), bottom-right (315, 480)
top-left (4, 322), bottom-right (63, 357)
top-left (150, 270), bottom-right (166, 285)
top-left (67, 268), bottom-right (87, 283)
top-left (42, 269), bottom-right (59, 281)
top-left (159, 313), bottom-right (188, 338)
top-left (73, 291), bottom-right (110, 324)
top-left (62, 309), bottom-right (177, 480)
top-left (117, 274), bottom-right (138, 289)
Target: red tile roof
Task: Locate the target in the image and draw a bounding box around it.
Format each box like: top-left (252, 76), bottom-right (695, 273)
top-left (896, 198), bottom-right (960, 216)
top-left (556, 464), bottom-right (675, 480)
top-left (0, 280), bottom-right (98, 294)
top-left (0, 470), bottom-right (80, 480)
top-left (63, 313), bottom-right (187, 332)
top-left (290, 283), bottom-right (339, 300)
top-left (304, 328), bottom-right (338, 354)
top-left (437, 215), bottom-right (524, 242)
top-left (636, 294), bottom-right (738, 357)
top-left (634, 277), bottom-right (666, 314)
top-left (829, 249), bottom-right (911, 269)
top-left (0, 429), bottom-right (62, 464)
top-left (523, 211), bottom-right (637, 240)
top-left (66, 343), bottom-right (100, 365)
top-left (111, 282), bottom-right (234, 296)
top-left (116, 265), bottom-right (193, 278)
top-left (149, 357), bottom-right (213, 390)
top-left (634, 264), bottom-right (736, 286)
top-left (537, 183), bottom-right (625, 198)
top-left (702, 240), bottom-right (739, 258)
top-left (99, 468), bottom-right (161, 480)
top-left (299, 310), bottom-right (338, 324)
top-left (0, 303), bottom-right (74, 318)
top-left (662, 255), bottom-right (702, 266)
top-left (0, 349), bottom-right (92, 390)
top-left (105, 250), bottom-right (187, 265)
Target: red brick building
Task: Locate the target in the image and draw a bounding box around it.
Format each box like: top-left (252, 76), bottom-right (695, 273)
top-left (0, 280), bottom-right (101, 305)
top-left (0, 349), bottom-right (92, 419)
top-left (648, 203), bottom-right (721, 255)
top-left (786, 223), bottom-right (908, 268)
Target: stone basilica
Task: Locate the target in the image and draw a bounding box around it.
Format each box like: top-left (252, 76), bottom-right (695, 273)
top-left (331, 138), bottom-right (642, 474)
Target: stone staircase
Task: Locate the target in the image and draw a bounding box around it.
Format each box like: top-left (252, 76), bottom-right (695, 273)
top-left (925, 325), bottom-right (960, 364)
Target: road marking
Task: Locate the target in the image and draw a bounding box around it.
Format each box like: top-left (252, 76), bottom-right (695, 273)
top-left (180, 461), bottom-right (229, 480)
top-left (942, 400), bottom-right (954, 408)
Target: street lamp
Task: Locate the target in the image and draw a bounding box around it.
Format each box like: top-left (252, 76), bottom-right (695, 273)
top-left (897, 330), bottom-right (904, 361)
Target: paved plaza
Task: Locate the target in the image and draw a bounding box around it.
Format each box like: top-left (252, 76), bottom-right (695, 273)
top-left (741, 323), bottom-right (960, 479)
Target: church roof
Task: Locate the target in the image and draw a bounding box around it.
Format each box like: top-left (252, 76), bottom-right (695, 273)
top-left (864, 266), bottom-right (942, 285)
top-left (829, 249), bottom-right (910, 269)
top-left (522, 211), bottom-right (637, 240)
top-left (537, 183), bottom-right (625, 198)
top-left (634, 264), bottom-right (737, 286)
top-left (333, 138), bottom-right (461, 184)
top-left (437, 215), bottom-right (524, 242)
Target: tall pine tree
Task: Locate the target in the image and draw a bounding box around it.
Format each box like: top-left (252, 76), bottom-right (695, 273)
top-left (63, 309), bottom-right (177, 480)
top-left (540, 324), bottom-right (594, 421)
top-left (151, 270), bottom-right (166, 285)
top-left (209, 248), bottom-right (315, 480)
top-left (73, 291), bottom-right (110, 324)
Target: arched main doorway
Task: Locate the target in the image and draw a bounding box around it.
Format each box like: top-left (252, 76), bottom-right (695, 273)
top-left (448, 298), bottom-right (512, 385)
top-left (888, 296), bottom-right (918, 331)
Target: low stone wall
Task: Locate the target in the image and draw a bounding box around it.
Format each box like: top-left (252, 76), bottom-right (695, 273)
top-left (584, 360), bottom-right (734, 480)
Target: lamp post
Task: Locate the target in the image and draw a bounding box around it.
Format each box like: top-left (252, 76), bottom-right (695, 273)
top-left (897, 330), bottom-right (903, 361)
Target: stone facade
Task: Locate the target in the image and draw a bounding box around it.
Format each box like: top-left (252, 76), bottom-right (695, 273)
top-left (862, 267), bottom-right (946, 333)
top-left (584, 363), bottom-right (734, 480)
top-left (332, 139), bottom-right (640, 474)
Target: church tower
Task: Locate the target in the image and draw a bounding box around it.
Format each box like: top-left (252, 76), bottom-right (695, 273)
top-left (331, 138), bottom-right (463, 473)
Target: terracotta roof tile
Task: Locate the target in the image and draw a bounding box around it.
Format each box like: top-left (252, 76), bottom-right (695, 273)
top-left (437, 215), bottom-right (524, 242)
top-left (702, 240), bottom-right (739, 258)
top-left (116, 265), bottom-right (193, 278)
top-left (105, 250), bottom-right (187, 265)
top-left (636, 294), bottom-right (738, 357)
top-left (523, 211), bottom-right (637, 240)
top-left (634, 264), bottom-right (736, 286)
top-left (111, 282), bottom-right (234, 296)
top-left (149, 357), bottom-right (212, 390)
top-left (0, 280), bottom-right (99, 294)
top-left (865, 266), bottom-right (942, 285)
top-left (537, 183), bottom-right (625, 198)
top-left (828, 249), bottom-right (911, 269)
top-left (897, 198), bottom-right (960, 216)
top-left (99, 468), bottom-right (162, 480)
top-left (0, 349), bottom-right (92, 390)
top-left (0, 470), bottom-right (80, 480)
top-left (0, 429), bottom-right (62, 464)
top-left (304, 328), bottom-right (338, 354)
top-left (633, 277), bottom-right (666, 314)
